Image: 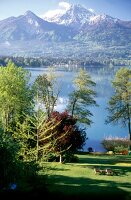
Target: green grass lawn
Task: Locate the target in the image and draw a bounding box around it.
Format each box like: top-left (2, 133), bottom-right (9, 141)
top-left (40, 153), bottom-right (131, 200)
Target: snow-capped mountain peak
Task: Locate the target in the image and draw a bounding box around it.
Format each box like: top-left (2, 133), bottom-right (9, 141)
top-left (90, 14), bottom-right (119, 24)
top-left (43, 11), bottom-right (66, 24)
top-left (24, 10), bottom-right (37, 17)
top-left (0, 2), bottom-right (130, 48)
top-left (43, 2), bottom-right (71, 23)
top-left (43, 4), bottom-right (96, 27)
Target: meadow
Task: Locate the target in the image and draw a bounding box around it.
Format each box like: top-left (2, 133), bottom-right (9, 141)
top-left (41, 153), bottom-right (131, 200)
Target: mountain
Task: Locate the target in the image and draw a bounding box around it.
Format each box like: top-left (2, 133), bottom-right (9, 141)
top-left (43, 4), bottom-right (131, 30)
top-left (0, 10), bottom-right (75, 42)
top-left (77, 14), bottom-right (131, 46)
top-left (0, 3), bottom-right (131, 57)
top-left (43, 4), bottom-right (95, 29)
top-left (43, 4), bottom-right (131, 46)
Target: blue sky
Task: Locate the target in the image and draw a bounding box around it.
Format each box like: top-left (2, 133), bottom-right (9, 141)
top-left (0, 0), bottom-right (131, 21)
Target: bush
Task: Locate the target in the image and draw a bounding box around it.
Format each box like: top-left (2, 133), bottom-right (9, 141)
top-left (0, 141), bottom-right (41, 191)
top-left (87, 147), bottom-right (94, 153)
top-left (0, 132), bottom-right (20, 189)
top-left (101, 137), bottom-right (130, 153)
top-left (0, 131), bottom-right (46, 193)
top-left (41, 153), bottom-right (59, 162)
top-left (63, 152), bottom-right (79, 163)
top-left (114, 146), bottom-right (128, 155)
top-left (16, 160), bottom-right (42, 192)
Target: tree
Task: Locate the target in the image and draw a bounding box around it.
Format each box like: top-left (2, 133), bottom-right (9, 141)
top-left (45, 111), bottom-right (86, 163)
top-left (14, 110), bottom-right (61, 162)
top-left (67, 69), bottom-right (97, 126)
top-left (0, 129), bottom-right (20, 188)
top-left (106, 67), bottom-right (131, 150)
top-left (0, 121), bottom-right (40, 190)
top-left (34, 68), bottom-right (60, 118)
top-left (0, 61), bottom-right (34, 131)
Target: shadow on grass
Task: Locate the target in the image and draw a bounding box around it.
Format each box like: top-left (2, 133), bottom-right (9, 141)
top-left (0, 174), bottom-right (49, 200)
top-left (47, 174), bottom-right (131, 200)
top-left (0, 154), bottom-right (130, 200)
top-left (0, 173), bottom-right (130, 200)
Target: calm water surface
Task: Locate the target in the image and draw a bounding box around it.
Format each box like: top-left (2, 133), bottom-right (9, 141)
top-left (26, 67), bottom-right (128, 151)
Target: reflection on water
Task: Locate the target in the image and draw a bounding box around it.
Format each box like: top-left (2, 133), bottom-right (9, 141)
top-left (26, 66), bottom-right (128, 151)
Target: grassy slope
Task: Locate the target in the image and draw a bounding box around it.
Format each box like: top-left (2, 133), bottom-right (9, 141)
top-left (41, 154), bottom-right (131, 200)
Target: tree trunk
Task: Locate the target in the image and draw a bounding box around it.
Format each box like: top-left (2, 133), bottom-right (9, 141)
top-left (128, 120), bottom-right (131, 152)
top-left (71, 98), bottom-right (77, 117)
top-left (127, 103), bottom-right (131, 152)
top-left (59, 154), bottom-right (62, 163)
top-left (36, 131), bottom-right (39, 161)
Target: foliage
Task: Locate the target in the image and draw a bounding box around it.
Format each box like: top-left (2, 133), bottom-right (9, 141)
top-left (0, 60), bottom-right (34, 131)
top-left (33, 69), bottom-right (60, 118)
top-left (106, 67), bottom-right (131, 149)
top-left (87, 147), bottom-right (94, 153)
top-left (42, 153), bottom-right (60, 162)
top-left (63, 152), bottom-right (79, 163)
top-left (101, 137), bottom-right (131, 152)
top-left (68, 69), bottom-right (97, 126)
top-left (13, 113), bottom-right (36, 161)
top-left (43, 111), bottom-right (86, 162)
top-left (1, 55), bottom-right (131, 69)
top-left (0, 129), bottom-right (40, 191)
top-left (0, 130), bottom-right (19, 188)
top-left (29, 110), bottom-right (62, 161)
top-left (13, 110), bottom-right (61, 162)
top-left (114, 146), bottom-right (128, 155)
top-left (16, 160), bottom-right (41, 192)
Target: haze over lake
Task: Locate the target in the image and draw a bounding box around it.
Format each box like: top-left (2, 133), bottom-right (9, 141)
top-left (26, 66), bottom-right (128, 152)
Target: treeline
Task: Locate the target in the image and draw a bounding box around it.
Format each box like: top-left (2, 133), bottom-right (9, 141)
top-left (0, 55), bottom-right (131, 69)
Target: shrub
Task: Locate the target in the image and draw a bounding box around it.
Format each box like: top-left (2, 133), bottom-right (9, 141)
top-left (63, 152), bottom-right (79, 163)
top-left (0, 131), bottom-right (45, 192)
top-left (114, 146), bottom-right (128, 155)
top-left (87, 147), bottom-right (94, 153)
top-left (0, 140), bottom-right (40, 191)
top-left (0, 132), bottom-right (20, 189)
top-left (101, 137), bottom-right (130, 153)
top-left (42, 153), bottom-right (59, 162)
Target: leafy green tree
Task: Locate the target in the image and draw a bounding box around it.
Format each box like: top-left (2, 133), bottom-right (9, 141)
top-left (67, 69), bottom-right (97, 126)
top-left (0, 61), bottom-right (34, 131)
top-left (34, 68), bottom-right (60, 118)
top-left (106, 67), bottom-right (131, 150)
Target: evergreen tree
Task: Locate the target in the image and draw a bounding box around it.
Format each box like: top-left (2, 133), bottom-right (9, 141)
top-left (106, 67), bottom-right (131, 150)
top-left (67, 69), bottom-right (97, 126)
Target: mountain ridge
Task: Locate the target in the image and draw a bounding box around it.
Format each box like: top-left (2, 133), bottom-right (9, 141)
top-left (0, 3), bottom-right (131, 58)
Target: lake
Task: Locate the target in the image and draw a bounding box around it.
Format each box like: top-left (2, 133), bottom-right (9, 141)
top-left (26, 66), bottom-right (128, 152)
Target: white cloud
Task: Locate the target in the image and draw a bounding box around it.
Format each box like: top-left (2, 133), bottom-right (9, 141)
top-left (42, 9), bottom-right (65, 18)
top-left (59, 2), bottom-right (70, 10)
top-left (41, 1), bottom-right (71, 19)
top-left (88, 8), bottom-right (95, 13)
